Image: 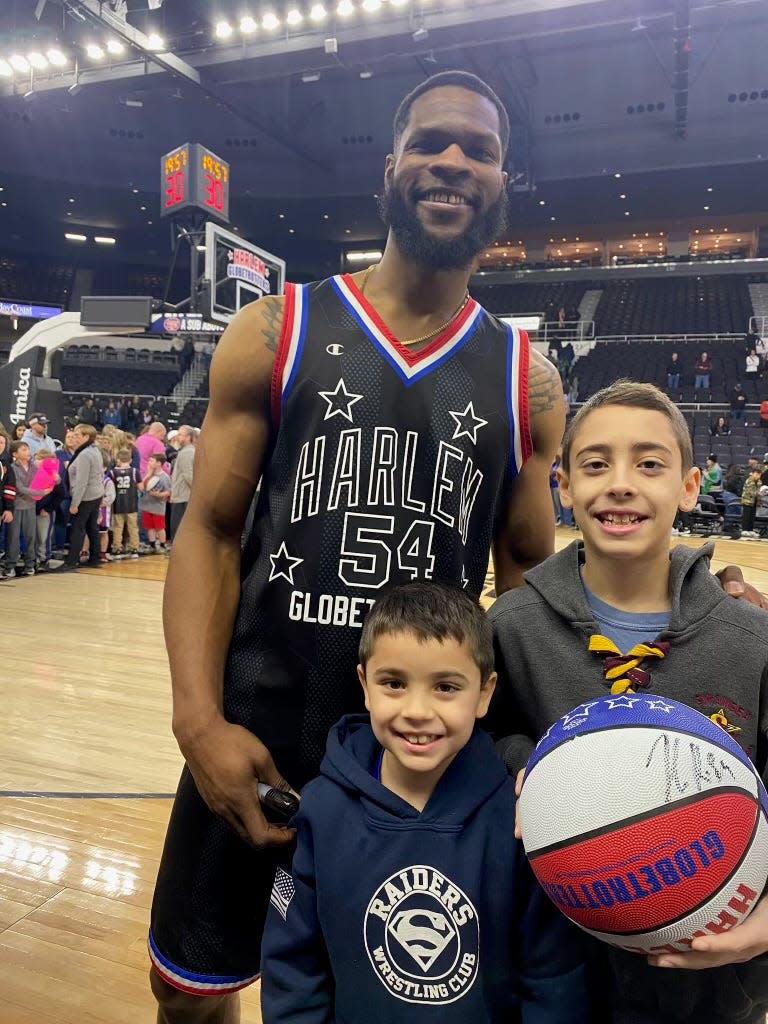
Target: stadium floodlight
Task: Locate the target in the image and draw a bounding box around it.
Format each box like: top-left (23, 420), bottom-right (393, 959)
top-left (362, 0), bottom-right (381, 11)
top-left (336, 0), bottom-right (355, 14)
top-left (47, 48), bottom-right (68, 66)
top-left (0, 59), bottom-right (14, 77)
top-left (146, 33), bottom-right (165, 50)
top-left (286, 8), bottom-right (304, 25)
top-left (310, 4), bottom-right (328, 22)
top-left (261, 11), bottom-right (280, 30)
top-left (106, 39), bottom-right (125, 54)
top-left (27, 52), bottom-right (48, 69)
top-left (215, 20), bottom-right (233, 39)
top-left (86, 43), bottom-right (105, 59)
top-left (9, 55), bottom-right (31, 72)
top-left (239, 15), bottom-right (258, 33)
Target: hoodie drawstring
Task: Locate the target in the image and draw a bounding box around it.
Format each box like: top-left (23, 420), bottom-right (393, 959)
top-left (588, 635), bottom-right (670, 694)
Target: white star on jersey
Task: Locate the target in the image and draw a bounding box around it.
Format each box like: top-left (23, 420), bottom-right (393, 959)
top-left (269, 542), bottom-right (304, 585)
top-left (448, 402), bottom-right (488, 444)
top-left (318, 378), bottom-right (363, 422)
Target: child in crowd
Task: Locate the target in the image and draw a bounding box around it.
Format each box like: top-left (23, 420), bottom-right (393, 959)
top-left (141, 453), bottom-right (171, 552)
top-left (489, 380), bottom-right (768, 1024)
top-left (2, 441), bottom-right (49, 578)
top-left (110, 448), bottom-right (141, 558)
top-left (33, 448), bottom-right (64, 571)
top-left (741, 466), bottom-right (763, 538)
top-left (97, 451), bottom-right (116, 563)
top-left (260, 581), bottom-right (589, 1024)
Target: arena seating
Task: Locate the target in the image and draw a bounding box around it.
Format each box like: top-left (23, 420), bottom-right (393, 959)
top-left (60, 345), bottom-right (181, 397)
top-left (0, 256), bottom-right (74, 308)
top-left (471, 281), bottom-right (587, 318)
top-left (594, 276), bottom-right (756, 336)
top-left (572, 339), bottom-right (765, 405)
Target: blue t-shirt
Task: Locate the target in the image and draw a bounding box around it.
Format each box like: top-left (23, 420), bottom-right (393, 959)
top-left (581, 573), bottom-right (670, 652)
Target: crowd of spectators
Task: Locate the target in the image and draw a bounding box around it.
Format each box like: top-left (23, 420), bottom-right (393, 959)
top-left (0, 413), bottom-right (197, 578)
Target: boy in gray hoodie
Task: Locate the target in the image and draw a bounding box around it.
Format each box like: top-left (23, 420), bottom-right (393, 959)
top-left (489, 380), bottom-right (768, 1024)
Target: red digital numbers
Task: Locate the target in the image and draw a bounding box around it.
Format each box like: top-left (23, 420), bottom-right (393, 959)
top-left (165, 170), bottom-right (185, 208)
top-left (204, 172), bottom-right (226, 211)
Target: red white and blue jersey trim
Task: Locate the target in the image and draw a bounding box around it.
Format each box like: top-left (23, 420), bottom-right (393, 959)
top-left (331, 273), bottom-right (483, 386)
top-left (148, 930), bottom-right (260, 995)
top-left (507, 324), bottom-right (533, 475)
top-left (271, 281), bottom-right (308, 425)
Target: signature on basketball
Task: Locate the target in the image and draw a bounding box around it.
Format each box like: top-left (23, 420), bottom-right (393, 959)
top-left (644, 733), bottom-right (736, 803)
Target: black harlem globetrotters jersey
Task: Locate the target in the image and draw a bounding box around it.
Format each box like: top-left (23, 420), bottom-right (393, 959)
top-left (224, 274), bottom-right (532, 786)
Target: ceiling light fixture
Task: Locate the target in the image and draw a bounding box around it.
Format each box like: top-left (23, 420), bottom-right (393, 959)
top-left (106, 38), bottom-right (125, 54)
top-left (362, 0), bottom-right (382, 10)
top-left (301, 72), bottom-right (320, 82)
top-left (215, 19), bottom-right (233, 39)
top-left (65, 232), bottom-right (87, 242)
top-left (146, 33), bottom-right (165, 50)
top-left (337, 0), bottom-right (355, 13)
top-left (0, 60), bottom-right (13, 78)
top-left (286, 8), bottom-right (304, 25)
top-left (94, 236), bottom-right (116, 244)
top-left (310, 3), bottom-right (328, 21)
top-left (86, 43), bottom-right (105, 59)
top-left (27, 52), bottom-right (48, 69)
top-left (47, 48), bottom-right (68, 66)
top-left (9, 55), bottom-right (31, 73)
top-left (240, 15), bottom-right (258, 33)
top-left (261, 11), bottom-right (280, 29)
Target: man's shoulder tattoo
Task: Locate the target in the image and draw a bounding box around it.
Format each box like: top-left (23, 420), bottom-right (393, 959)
top-left (528, 358), bottom-right (561, 415)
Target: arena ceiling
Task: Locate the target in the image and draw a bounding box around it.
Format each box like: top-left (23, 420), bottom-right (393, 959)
top-left (0, 0), bottom-right (766, 272)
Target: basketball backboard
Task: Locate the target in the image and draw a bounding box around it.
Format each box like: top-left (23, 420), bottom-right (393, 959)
top-left (204, 222), bottom-right (286, 326)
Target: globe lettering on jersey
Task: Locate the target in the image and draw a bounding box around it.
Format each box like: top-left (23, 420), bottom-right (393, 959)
top-left (225, 275), bottom-right (531, 784)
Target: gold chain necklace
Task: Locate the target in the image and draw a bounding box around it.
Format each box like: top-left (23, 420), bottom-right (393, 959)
top-left (360, 265), bottom-right (470, 347)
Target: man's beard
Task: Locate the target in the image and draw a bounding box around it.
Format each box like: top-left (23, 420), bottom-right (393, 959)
top-left (377, 182), bottom-right (508, 271)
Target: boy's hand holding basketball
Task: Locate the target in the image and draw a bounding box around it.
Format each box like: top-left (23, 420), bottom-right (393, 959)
top-left (649, 892), bottom-right (768, 970)
top-left (179, 713), bottom-right (297, 849)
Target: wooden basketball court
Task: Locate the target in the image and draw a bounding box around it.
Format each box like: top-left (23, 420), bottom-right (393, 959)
top-left (1, 532), bottom-right (767, 1023)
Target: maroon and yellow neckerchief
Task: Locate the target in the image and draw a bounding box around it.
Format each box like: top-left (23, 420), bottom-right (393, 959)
top-left (587, 635), bottom-right (670, 694)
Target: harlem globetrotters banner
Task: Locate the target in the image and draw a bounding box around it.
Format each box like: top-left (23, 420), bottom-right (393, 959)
top-left (0, 345), bottom-right (65, 442)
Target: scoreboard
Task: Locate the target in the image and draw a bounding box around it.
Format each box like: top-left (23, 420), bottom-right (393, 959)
top-left (160, 143), bottom-right (230, 223)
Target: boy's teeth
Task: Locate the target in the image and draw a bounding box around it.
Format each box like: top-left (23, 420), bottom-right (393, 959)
top-left (603, 513), bottom-right (639, 524)
top-left (405, 734), bottom-right (436, 745)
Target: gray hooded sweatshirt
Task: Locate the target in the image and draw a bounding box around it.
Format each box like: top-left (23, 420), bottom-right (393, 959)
top-left (488, 539), bottom-right (768, 1023)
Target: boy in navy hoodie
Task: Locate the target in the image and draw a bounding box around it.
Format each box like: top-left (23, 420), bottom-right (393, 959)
top-left (260, 581), bottom-right (588, 1024)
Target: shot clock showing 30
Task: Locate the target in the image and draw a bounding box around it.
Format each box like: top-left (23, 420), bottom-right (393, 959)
top-left (160, 143), bottom-right (230, 223)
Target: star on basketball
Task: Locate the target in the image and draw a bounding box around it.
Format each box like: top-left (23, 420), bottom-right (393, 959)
top-left (561, 701), bottom-right (599, 726)
top-left (318, 378), bottom-right (363, 422)
top-left (606, 695), bottom-right (640, 709)
top-left (448, 402), bottom-right (488, 444)
top-left (645, 697), bottom-right (675, 713)
top-left (269, 542), bottom-right (304, 585)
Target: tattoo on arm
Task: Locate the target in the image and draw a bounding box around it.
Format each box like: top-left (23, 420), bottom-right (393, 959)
top-left (528, 359), bottom-right (561, 415)
top-left (258, 298), bottom-right (284, 354)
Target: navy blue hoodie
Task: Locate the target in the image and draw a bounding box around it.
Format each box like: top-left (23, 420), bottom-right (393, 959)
top-left (260, 715), bottom-right (588, 1024)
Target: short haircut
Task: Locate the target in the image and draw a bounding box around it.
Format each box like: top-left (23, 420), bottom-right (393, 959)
top-left (359, 580), bottom-right (494, 682)
top-left (562, 379), bottom-right (693, 473)
top-left (10, 440), bottom-right (29, 456)
top-left (116, 448), bottom-right (131, 462)
top-left (393, 70), bottom-right (510, 159)
top-left (148, 453), bottom-right (165, 465)
top-left (75, 423), bottom-right (97, 441)
top-left (34, 448), bottom-right (55, 459)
